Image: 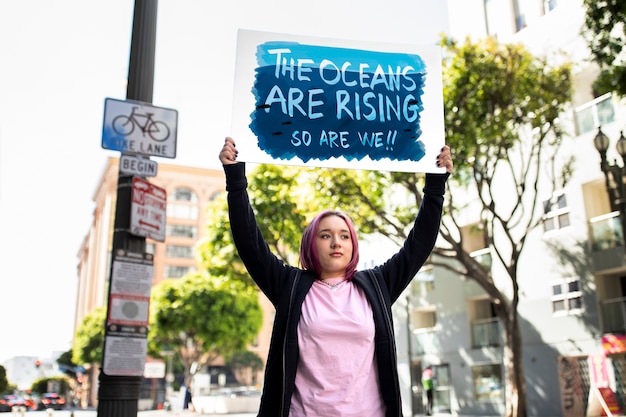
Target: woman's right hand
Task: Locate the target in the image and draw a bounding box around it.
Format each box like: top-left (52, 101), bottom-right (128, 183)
top-left (219, 137), bottom-right (238, 165)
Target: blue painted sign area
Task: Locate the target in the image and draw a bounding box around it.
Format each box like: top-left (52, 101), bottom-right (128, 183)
top-left (249, 42), bottom-right (428, 163)
top-left (102, 98), bottom-right (178, 159)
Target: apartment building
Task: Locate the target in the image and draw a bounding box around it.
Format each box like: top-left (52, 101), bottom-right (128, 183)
top-left (75, 158), bottom-right (225, 329)
top-left (402, 0), bottom-right (626, 416)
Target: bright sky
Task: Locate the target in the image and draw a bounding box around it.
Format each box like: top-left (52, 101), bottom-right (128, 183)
top-left (0, 0), bottom-right (453, 364)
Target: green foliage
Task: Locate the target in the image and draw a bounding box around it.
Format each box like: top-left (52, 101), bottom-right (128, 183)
top-left (72, 306), bottom-right (106, 366)
top-left (196, 191), bottom-right (251, 284)
top-left (30, 376), bottom-right (70, 395)
top-left (582, 0), bottom-right (626, 97)
top-left (56, 350), bottom-right (77, 376)
top-left (226, 350), bottom-right (264, 372)
top-left (0, 366), bottom-right (8, 394)
top-left (440, 36), bottom-right (572, 181)
top-left (149, 272), bottom-right (263, 384)
top-left (197, 163), bottom-right (311, 281)
top-left (249, 164), bottom-right (309, 264)
top-left (198, 163), bottom-right (408, 280)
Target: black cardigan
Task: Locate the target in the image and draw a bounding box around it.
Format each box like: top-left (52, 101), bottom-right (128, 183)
top-left (224, 162), bottom-right (448, 417)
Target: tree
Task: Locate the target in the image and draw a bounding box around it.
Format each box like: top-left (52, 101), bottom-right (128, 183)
top-left (72, 306), bottom-right (106, 366)
top-left (0, 365), bottom-right (8, 394)
top-left (202, 37), bottom-right (572, 417)
top-left (30, 376), bottom-right (70, 395)
top-left (56, 350), bottom-right (80, 379)
top-left (582, 0), bottom-right (626, 96)
top-left (436, 35), bottom-right (572, 417)
top-left (226, 351), bottom-right (264, 387)
top-left (197, 164), bottom-right (387, 277)
top-left (149, 272), bottom-right (263, 388)
top-left (197, 164), bottom-right (316, 280)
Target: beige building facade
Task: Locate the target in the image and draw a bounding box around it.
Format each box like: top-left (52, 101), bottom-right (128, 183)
top-left (74, 157), bottom-right (275, 399)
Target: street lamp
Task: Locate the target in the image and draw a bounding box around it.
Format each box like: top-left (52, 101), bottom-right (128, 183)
top-left (593, 127), bottom-right (626, 247)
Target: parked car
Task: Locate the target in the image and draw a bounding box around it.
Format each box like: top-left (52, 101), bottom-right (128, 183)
top-left (0, 396), bottom-right (10, 413)
top-left (0, 395), bottom-right (26, 412)
top-left (23, 395), bottom-right (37, 410)
top-left (37, 393), bottom-right (66, 410)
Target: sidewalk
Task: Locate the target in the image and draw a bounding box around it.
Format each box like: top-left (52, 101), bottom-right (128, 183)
top-left (18, 410), bottom-right (511, 417)
top-left (35, 410), bottom-right (256, 417)
top-left (32, 408), bottom-right (560, 417)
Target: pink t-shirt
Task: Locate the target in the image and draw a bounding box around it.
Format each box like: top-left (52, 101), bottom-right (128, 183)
top-left (290, 278), bottom-right (386, 417)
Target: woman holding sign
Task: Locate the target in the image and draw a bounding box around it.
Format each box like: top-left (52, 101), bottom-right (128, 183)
top-left (219, 136), bottom-right (452, 417)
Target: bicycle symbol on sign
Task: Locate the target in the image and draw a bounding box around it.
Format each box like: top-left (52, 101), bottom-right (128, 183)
top-left (112, 106), bottom-right (170, 142)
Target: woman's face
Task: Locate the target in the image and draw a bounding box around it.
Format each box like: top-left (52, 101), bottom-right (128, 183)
top-left (315, 214), bottom-right (353, 279)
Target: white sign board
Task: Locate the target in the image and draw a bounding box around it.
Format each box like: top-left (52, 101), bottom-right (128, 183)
top-left (103, 329), bottom-right (148, 377)
top-left (144, 360), bottom-right (166, 379)
top-left (109, 294), bottom-right (150, 326)
top-left (102, 98), bottom-right (178, 159)
top-left (130, 177), bottom-right (166, 242)
top-left (120, 154), bottom-right (158, 177)
top-left (231, 30), bottom-right (445, 173)
top-left (104, 250), bottom-right (153, 376)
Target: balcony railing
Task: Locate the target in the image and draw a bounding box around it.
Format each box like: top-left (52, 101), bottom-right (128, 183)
top-left (602, 297), bottom-right (626, 334)
top-left (411, 328), bottom-right (439, 356)
top-left (589, 212), bottom-right (623, 252)
top-left (471, 317), bottom-right (500, 348)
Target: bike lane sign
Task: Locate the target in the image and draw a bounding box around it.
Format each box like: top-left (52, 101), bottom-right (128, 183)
top-left (102, 97), bottom-right (178, 159)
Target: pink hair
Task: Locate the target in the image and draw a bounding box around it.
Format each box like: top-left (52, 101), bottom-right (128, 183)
top-left (299, 210), bottom-right (359, 279)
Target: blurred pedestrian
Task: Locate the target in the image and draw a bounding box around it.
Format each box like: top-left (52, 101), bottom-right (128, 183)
top-left (422, 367), bottom-right (434, 415)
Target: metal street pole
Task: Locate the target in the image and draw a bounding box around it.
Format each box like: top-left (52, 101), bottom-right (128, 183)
top-left (594, 128), bottom-right (626, 249)
top-left (97, 1), bottom-right (158, 416)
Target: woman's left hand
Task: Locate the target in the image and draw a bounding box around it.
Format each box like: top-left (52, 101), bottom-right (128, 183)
top-left (437, 145), bottom-right (453, 173)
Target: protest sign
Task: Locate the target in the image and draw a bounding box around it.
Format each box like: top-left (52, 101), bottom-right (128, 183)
top-left (232, 30), bottom-right (445, 173)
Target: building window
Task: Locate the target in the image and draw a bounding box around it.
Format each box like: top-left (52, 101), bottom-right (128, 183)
top-left (164, 265), bottom-right (193, 279)
top-left (412, 267), bottom-right (435, 296)
top-left (173, 187), bottom-right (197, 202)
top-left (551, 278), bottom-right (583, 315)
top-left (166, 245), bottom-right (194, 259)
top-left (167, 203), bottom-right (198, 220)
top-left (409, 308), bottom-right (438, 355)
top-left (145, 242), bottom-right (155, 255)
top-left (168, 187), bottom-right (199, 220)
top-left (472, 364), bottom-right (503, 400)
top-left (543, 192), bottom-right (570, 232)
top-left (575, 93), bottom-right (615, 136)
top-left (166, 224), bottom-right (198, 239)
top-left (544, 0), bottom-right (557, 13)
top-left (208, 191), bottom-right (223, 202)
top-left (470, 248), bottom-right (492, 271)
top-left (590, 212), bottom-right (623, 251)
top-left (470, 299), bottom-right (499, 348)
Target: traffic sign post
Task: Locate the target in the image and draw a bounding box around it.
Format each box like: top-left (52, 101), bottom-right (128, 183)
top-left (97, 2), bottom-right (163, 417)
top-left (102, 97), bottom-right (178, 159)
top-left (120, 154), bottom-right (158, 177)
top-left (130, 177), bottom-right (166, 242)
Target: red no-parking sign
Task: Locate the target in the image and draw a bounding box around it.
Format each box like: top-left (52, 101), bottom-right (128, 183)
top-left (130, 177), bottom-right (166, 242)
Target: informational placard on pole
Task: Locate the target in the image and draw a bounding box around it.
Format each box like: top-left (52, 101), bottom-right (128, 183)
top-left (130, 177), bottom-right (167, 242)
top-left (103, 250), bottom-right (153, 376)
top-left (231, 30), bottom-right (445, 173)
top-left (103, 327), bottom-right (149, 377)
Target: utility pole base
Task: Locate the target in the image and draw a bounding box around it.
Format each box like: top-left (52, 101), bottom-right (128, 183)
top-left (97, 373), bottom-right (142, 417)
